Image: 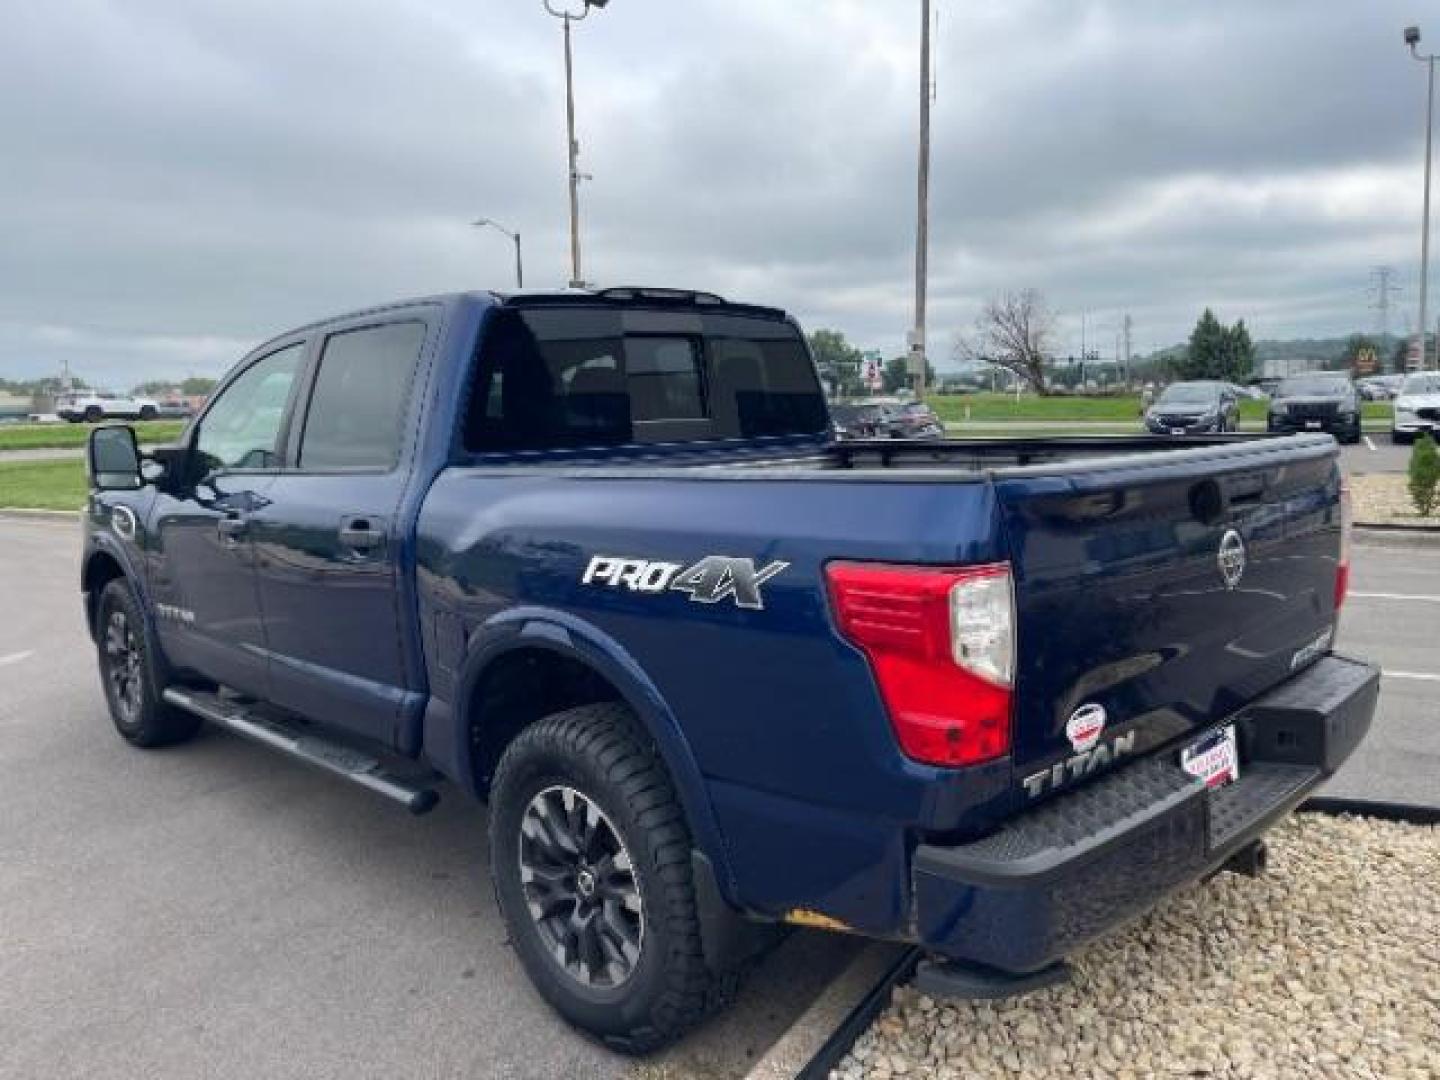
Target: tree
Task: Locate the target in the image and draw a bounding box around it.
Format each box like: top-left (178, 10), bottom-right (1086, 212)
top-left (956, 289), bottom-right (1057, 394)
top-left (1410, 434), bottom-right (1440, 517)
top-left (1225, 319), bottom-right (1255, 381)
top-left (1177, 309), bottom-right (1254, 381)
top-left (881, 355), bottom-right (936, 394)
top-left (180, 377), bottom-right (217, 396)
top-left (807, 329), bottom-right (863, 397)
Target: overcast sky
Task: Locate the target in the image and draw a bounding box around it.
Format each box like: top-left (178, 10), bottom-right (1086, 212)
top-left (2, 0), bottom-right (1436, 385)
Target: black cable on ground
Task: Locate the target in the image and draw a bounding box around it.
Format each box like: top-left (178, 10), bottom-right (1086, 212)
top-left (795, 946), bottom-right (921, 1080)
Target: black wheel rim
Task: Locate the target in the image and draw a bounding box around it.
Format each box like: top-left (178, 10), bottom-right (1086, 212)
top-left (518, 785), bottom-right (644, 989)
top-left (103, 609), bottom-right (143, 724)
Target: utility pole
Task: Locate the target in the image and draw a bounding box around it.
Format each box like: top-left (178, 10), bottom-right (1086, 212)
top-left (545, 0), bottom-right (609, 289)
top-left (1122, 313), bottom-right (1134, 385)
top-left (1406, 26), bottom-right (1436, 369)
top-left (910, 0), bottom-right (932, 398)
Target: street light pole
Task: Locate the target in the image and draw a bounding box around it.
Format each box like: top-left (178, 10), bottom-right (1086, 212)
top-left (472, 218), bottom-right (524, 288)
top-left (910, 0), bottom-right (932, 398)
top-left (1407, 26), bottom-right (1436, 370)
top-left (545, 0), bottom-right (608, 289)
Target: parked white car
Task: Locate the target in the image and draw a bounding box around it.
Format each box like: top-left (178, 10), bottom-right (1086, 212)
top-left (56, 392), bottom-right (161, 423)
top-left (1391, 372), bottom-right (1440, 444)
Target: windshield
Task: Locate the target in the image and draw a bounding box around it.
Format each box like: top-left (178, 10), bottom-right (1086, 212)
top-left (1156, 384), bottom-right (1218, 407)
top-left (1401, 374), bottom-right (1440, 395)
top-left (1276, 376), bottom-right (1348, 397)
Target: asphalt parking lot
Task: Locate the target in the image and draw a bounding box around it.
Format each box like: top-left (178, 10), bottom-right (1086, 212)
top-left (0, 517), bottom-right (864, 1080)
top-left (0, 516), bottom-right (1434, 1080)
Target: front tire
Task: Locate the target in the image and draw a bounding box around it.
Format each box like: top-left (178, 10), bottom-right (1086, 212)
top-left (95, 579), bottom-right (200, 748)
top-left (489, 703), bottom-right (739, 1054)
top-left (84, 406), bottom-right (103, 423)
top-left (1393, 429), bottom-right (1414, 446)
top-left (139, 405), bottom-right (157, 420)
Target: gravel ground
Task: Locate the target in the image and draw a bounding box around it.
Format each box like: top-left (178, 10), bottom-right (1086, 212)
top-left (1350, 474), bottom-right (1440, 528)
top-left (835, 815), bottom-right (1440, 1080)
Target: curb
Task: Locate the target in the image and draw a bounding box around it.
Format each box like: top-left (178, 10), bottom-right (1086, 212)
top-left (0, 508), bottom-right (81, 522)
top-left (1298, 795), bottom-right (1440, 825)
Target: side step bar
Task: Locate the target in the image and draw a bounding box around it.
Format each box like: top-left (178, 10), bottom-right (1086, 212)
top-left (162, 688), bottom-right (440, 815)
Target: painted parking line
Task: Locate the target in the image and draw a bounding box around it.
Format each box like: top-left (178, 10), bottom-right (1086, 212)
top-left (1386, 670), bottom-right (1440, 683)
top-left (1364, 436), bottom-right (1377, 451)
top-left (1349, 591), bottom-right (1440, 604)
top-left (0, 651), bottom-right (35, 667)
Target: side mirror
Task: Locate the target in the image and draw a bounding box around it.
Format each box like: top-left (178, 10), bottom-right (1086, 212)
top-left (87, 425), bottom-right (143, 491)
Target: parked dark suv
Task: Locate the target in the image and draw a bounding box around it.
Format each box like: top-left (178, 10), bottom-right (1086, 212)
top-left (1267, 374), bottom-right (1362, 444)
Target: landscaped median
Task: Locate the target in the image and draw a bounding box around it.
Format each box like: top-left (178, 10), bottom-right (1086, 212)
top-left (1350, 473), bottom-right (1440, 529)
top-left (833, 814), bottom-right (1439, 1080)
top-left (0, 459), bottom-right (88, 511)
top-left (0, 420), bottom-right (184, 453)
top-left (926, 393), bottom-right (1392, 427)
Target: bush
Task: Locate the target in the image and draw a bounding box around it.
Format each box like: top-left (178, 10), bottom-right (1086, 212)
top-left (1409, 433), bottom-right (1440, 517)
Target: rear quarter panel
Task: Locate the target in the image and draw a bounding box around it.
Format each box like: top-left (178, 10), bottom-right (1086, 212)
top-left (415, 468), bottom-right (1011, 929)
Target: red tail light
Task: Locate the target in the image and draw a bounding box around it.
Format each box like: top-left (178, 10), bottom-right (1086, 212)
top-left (1335, 477), bottom-right (1352, 610)
top-left (826, 562), bottom-right (1014, 767)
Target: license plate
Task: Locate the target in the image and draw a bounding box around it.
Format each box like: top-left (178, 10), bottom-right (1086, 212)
top-left (1181, 724), bottom-right (1240, 788)
top-left (1304, 419), bottom-right (1322, 430)
top-left (1171, 428), bottom-right (1186, 436)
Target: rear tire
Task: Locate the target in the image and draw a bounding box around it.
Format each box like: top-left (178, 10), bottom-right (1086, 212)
top-left (1393, 429), bottom-right (1414, 446)
top-left (83, 406), bottom-right (103, 423)
top-left (488, 703), bottom-right (740, 1054)
top-left (95, 579), bottom-right (200, 748)
top-left (139, 405), bottom-right (157, 420)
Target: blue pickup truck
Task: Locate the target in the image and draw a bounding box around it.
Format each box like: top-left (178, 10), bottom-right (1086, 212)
top-left (82, 288), bottom-right (1378, 1051)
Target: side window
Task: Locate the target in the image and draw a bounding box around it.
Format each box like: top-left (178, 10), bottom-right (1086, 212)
top-left (194, 344), bottom-right (304, 473)
top-left (298, 321), bottom-right (426, 470)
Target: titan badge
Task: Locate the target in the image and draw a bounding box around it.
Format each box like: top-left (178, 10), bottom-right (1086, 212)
top-left (1023, 702), bottom-right (1136, 799)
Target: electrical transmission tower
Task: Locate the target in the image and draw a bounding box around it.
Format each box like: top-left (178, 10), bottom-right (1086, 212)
top-left (1370, 266), bottom-right (1402, 370)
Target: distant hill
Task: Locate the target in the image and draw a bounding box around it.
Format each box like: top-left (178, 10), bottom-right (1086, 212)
top-left (1138, 334), bottom-right (1404, 378)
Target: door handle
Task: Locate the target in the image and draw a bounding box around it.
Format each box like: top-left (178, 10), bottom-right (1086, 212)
top-left (338, 518), bottom-right (384, 551)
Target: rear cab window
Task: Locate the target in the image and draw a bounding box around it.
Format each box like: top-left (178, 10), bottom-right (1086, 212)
top-left (463, 303), bottom-right (827, 453)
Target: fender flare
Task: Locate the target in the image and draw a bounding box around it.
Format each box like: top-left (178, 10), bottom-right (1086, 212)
top-left (83, 528), bottom-right (151, 635)
top-left (443, 605), bottom-right (737, 901)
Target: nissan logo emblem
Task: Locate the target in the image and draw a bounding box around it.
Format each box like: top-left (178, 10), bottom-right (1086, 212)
top-left (1218, 529), bottom-right (1246, 590)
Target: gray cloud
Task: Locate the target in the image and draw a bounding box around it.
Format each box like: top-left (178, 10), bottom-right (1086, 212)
top-left (1, 0), bottom-right (1434, 384)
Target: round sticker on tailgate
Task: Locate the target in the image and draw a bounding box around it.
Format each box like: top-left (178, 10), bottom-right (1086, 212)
top-left (1066, 703), bottom-right (1107, 752)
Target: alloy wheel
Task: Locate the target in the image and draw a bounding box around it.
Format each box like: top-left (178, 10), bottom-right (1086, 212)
top-left (518, 785), bottom-right (644, 989)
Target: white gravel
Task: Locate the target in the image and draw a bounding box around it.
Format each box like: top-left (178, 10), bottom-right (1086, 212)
top-left (834, 814), bottom-right (1440, 1079)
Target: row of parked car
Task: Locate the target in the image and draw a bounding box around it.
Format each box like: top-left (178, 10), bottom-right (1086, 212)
top-left (1144, 372), bottom-right (1440, 444)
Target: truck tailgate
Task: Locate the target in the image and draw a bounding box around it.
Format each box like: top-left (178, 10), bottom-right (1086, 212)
top-left (993, 436), bottom-right (1343, 802)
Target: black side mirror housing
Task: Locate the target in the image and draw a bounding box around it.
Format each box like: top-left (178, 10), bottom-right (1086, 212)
top-left (145, 444), bottom-right (198, 494)
top-left (87, 425), bottom-right (143, 491)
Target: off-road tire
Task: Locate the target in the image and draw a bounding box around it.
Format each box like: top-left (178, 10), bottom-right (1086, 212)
top-left (489, 702), bottom-right (740, 1054)
top-left (95, 578), bottom-right (200, 748)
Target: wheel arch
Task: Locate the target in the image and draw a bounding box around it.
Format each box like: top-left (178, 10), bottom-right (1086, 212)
top-left (435, 607), bottom-right (736, 898)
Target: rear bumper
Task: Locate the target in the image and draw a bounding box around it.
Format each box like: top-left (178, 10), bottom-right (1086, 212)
top-left (910, 653), bottom-right (1379, 973)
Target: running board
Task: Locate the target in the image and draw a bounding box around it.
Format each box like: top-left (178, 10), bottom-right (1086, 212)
top-left (162, 688), bottom-right (440, 815)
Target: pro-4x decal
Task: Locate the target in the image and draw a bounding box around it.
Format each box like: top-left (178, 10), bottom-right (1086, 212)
top-left (582, 555), bottom-right (789, 611)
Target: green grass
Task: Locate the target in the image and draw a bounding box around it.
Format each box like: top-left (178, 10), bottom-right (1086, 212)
top-left (927, 393), bottom-right (1391, 423)
top-left (0, 420), bottom-right (185, 452)
top-left (0, 458), bottom-right (89, 510)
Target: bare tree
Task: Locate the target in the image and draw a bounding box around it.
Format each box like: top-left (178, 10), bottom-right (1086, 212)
top-left (955, 289), bottom-right (1057, 395)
